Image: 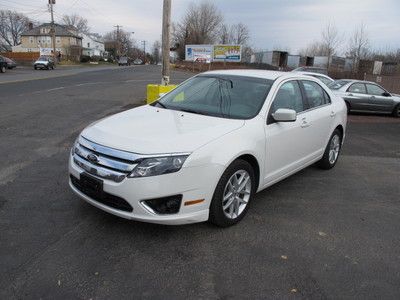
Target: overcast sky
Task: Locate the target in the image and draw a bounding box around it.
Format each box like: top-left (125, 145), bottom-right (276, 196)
top-left (6, 0), bottom-right (400, 54)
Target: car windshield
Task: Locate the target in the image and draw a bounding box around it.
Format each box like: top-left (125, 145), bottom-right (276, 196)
top-left (155, 75), bottom-right (273, 119)
top-left (38, 56), bottom-right (49, 61)
top-left (328, 80), bottom-right (351, 90)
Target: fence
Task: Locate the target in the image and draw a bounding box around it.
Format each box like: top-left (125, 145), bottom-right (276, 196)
top-left (0, 52), bottom-right (39, 63)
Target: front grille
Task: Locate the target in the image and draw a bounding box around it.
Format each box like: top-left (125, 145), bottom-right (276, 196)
top-left (72, 137), bottom-right (140, 182)
top-left (70, 175), bottom-right (133, 212)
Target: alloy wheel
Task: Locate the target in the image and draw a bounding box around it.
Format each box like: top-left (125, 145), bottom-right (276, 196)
top-left (329, 134), bottom-right (340, 164)
top-left (222, 170), bottom-right (251, 219)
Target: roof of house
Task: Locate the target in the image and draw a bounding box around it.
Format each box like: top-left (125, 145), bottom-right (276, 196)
top-left (21, 23), bottom-right (82, 39)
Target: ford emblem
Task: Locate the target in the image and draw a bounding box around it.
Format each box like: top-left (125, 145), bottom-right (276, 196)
top-left (87, 153), bottom-right (99, 163)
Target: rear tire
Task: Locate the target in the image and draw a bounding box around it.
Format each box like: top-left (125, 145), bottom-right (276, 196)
top-left (0, 66), bottom-right (5, 73)
top-left (209, 159), bottom-right (255, 227)
top-left (317, 129), bottom-right (342, 170)
top-left (393, 104), bottom-right (400, 118)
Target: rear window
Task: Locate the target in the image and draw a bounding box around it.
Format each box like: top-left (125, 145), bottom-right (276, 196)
top-left (328, 80), bottom-right (351, 90)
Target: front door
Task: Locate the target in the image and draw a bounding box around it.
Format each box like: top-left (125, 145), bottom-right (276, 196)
top-left (264, 80), bottom-right (309, 184)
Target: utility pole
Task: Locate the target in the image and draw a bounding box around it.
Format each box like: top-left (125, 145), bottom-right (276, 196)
top-left (49, 0), bottom-right (56, 63)
top-left (161, 0), bottom-right (171, 85)
top-left (141, 40), bottom-right (146, 64)
top-left (114, 25), bottom-right (122, 57)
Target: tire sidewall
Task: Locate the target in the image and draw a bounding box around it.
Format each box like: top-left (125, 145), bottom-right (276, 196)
top-left (393, 104), bottom-right (400, 118)
top-left (320, 129), bottom-right (342, 169)
top-left (209, 159), bottom-right (256, 227)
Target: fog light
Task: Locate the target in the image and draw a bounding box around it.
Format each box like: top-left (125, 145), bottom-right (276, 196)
top-left (142, 195), bottom-right (182, 215)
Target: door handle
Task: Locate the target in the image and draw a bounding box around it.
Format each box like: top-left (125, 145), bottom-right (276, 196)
top-left (301, 118), bottom-right (310, 128)
top-left (330, 111), bottom-right (336, 117)
top-left (348, 93), bottom-right (354, 96)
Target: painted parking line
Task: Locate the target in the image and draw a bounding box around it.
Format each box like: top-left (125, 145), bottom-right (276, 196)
top-left (47, 87), bottom-right (65, 91)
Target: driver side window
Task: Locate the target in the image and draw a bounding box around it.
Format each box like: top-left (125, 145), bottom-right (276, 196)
top-left (270, 81), bottom-right (304, 114)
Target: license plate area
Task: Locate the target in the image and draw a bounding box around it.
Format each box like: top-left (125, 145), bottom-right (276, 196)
top-left (80, 172), bottom-right (103, 195)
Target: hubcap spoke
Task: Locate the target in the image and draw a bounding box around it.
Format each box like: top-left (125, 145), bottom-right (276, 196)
top-left (222, 170), bottom-right (252, 219)
top-left (328, 134), bottom-right (340, 164)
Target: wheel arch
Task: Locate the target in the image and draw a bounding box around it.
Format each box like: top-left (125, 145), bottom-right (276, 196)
top-left (335, 124), bottom-right (344, 138)
top-left (234, 154), bottom-right (261, 192)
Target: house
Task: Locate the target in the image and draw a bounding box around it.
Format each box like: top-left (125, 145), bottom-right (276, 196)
top-left (12, 23), bottom-right (82, 58)
top-left (81, 33), bottom-right (105, 57)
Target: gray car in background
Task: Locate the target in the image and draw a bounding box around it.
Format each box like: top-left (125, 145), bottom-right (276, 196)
top-left (329, 79), bottom-right (400, 117)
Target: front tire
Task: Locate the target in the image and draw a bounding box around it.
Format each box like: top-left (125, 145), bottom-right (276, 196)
top-left (209, 159), bottom-right (255, 227)
top-left (0, 66), bottom-right (5, 73)
top-left (317, 129), bottom-right (342, 169)
top-left (392, 104), bottom-right (400, 118)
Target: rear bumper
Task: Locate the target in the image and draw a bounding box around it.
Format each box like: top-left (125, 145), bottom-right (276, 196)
top-left (69, 155), bottom-right (224, 225)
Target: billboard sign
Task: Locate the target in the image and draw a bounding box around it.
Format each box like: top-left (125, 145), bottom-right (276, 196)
top-left (185, 45), bottom-right (213, 62)
top-left (213, 45), bottom-right (241, 62)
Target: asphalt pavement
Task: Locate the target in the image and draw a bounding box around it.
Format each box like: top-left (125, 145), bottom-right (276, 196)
top-left (0, 65), bottom-right (399, 299)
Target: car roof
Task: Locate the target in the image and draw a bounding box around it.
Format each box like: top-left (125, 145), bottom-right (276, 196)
top-left (292, 71), bottom-right (332, 79)
top-left (203, 69), bottom-right (311, 81)
top-left (335, 79), bottom-right (377, 85)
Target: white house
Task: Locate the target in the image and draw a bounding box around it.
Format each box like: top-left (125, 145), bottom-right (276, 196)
top-left (81, 33), bottom-right (105, 57)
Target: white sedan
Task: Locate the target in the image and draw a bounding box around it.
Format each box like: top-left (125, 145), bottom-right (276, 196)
top-left (69, 70), bottom-right (347, 227)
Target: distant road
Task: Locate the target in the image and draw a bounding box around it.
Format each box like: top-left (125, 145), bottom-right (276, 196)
top-left (0, 64), bottom-right (134, 84)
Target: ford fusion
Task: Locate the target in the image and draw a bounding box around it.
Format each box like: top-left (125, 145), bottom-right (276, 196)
top-left (69, 70), bottom-right (347, 227)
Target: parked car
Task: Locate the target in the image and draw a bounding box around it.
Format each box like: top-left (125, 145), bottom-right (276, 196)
top-left (0, 56), bottom-right (17, 69)
top-left (133, 58), bottom-right (143, 65)
top-left (0, 56), bottom-right (7, 73)
top-left (329, 79), bottom-right (400, 117)
top-left (292, 71), bottom-right (334, 86)
top-left (69, 70), bottom-right (347, 227)
top-left (293, 66), bottom-right (328, 75)
top-left (118, 56), bottom-right (131, 66)
top-left (34, 56), bottom-right (55, 70)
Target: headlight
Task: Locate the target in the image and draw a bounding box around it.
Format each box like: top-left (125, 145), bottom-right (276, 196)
top-left (128, 155), bottom-right (189, 178)
top-left (71, 137), bottom-right (79, 156)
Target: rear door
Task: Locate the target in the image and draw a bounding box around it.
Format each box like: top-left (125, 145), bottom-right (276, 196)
top-left (344, 82), bottom-right (370, 111)
top-left (365, 83), bottom-right (394, 112)
top-left (299, 80), bottom-right (334, 157)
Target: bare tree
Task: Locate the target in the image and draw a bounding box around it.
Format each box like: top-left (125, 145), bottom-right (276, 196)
top-left (321, 23), bottom-right (342, 59)
top-left (347, 23), bottom-right (369, 71)
top-left (0, 10), bottom-right (31, 50)
top-left (299, 41), bottom-right (329, 57)
top-left (152, 40), bottom-right (161, 64)
top-left (62, 14), bottom-right (90, 33)
top-left (172, 1), bottom-right (223, 59)
top-left (103, 29), bottom-right (136, 57)
top-left (230, 23), bottom-right (250, 45)
top-left (219, 24), bottom-right (231, 44)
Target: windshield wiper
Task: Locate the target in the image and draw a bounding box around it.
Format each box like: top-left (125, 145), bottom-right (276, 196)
top-left (154, 101), bottom-right (167, 108)
top-left (178, 108), bottom-right (208, 116)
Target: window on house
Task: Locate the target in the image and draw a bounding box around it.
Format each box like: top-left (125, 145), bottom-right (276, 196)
top-left (87, 42), bottom-right (90, 48)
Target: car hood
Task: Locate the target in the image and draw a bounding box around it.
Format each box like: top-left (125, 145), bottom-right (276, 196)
top-left (81, 105), bottom-right (245, 154)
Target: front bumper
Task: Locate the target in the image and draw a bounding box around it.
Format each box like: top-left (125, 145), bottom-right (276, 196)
top-left (69, 155), bottom-right (224, 225)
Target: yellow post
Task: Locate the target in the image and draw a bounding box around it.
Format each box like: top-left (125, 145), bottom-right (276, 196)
top-left (146, 84), bottom-right (177, 104)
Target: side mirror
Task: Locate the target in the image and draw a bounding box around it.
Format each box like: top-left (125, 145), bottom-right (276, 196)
top-left (272, 108), bottom-right (297, 122)
top-left (382, 92), bottom-right (391, 97)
